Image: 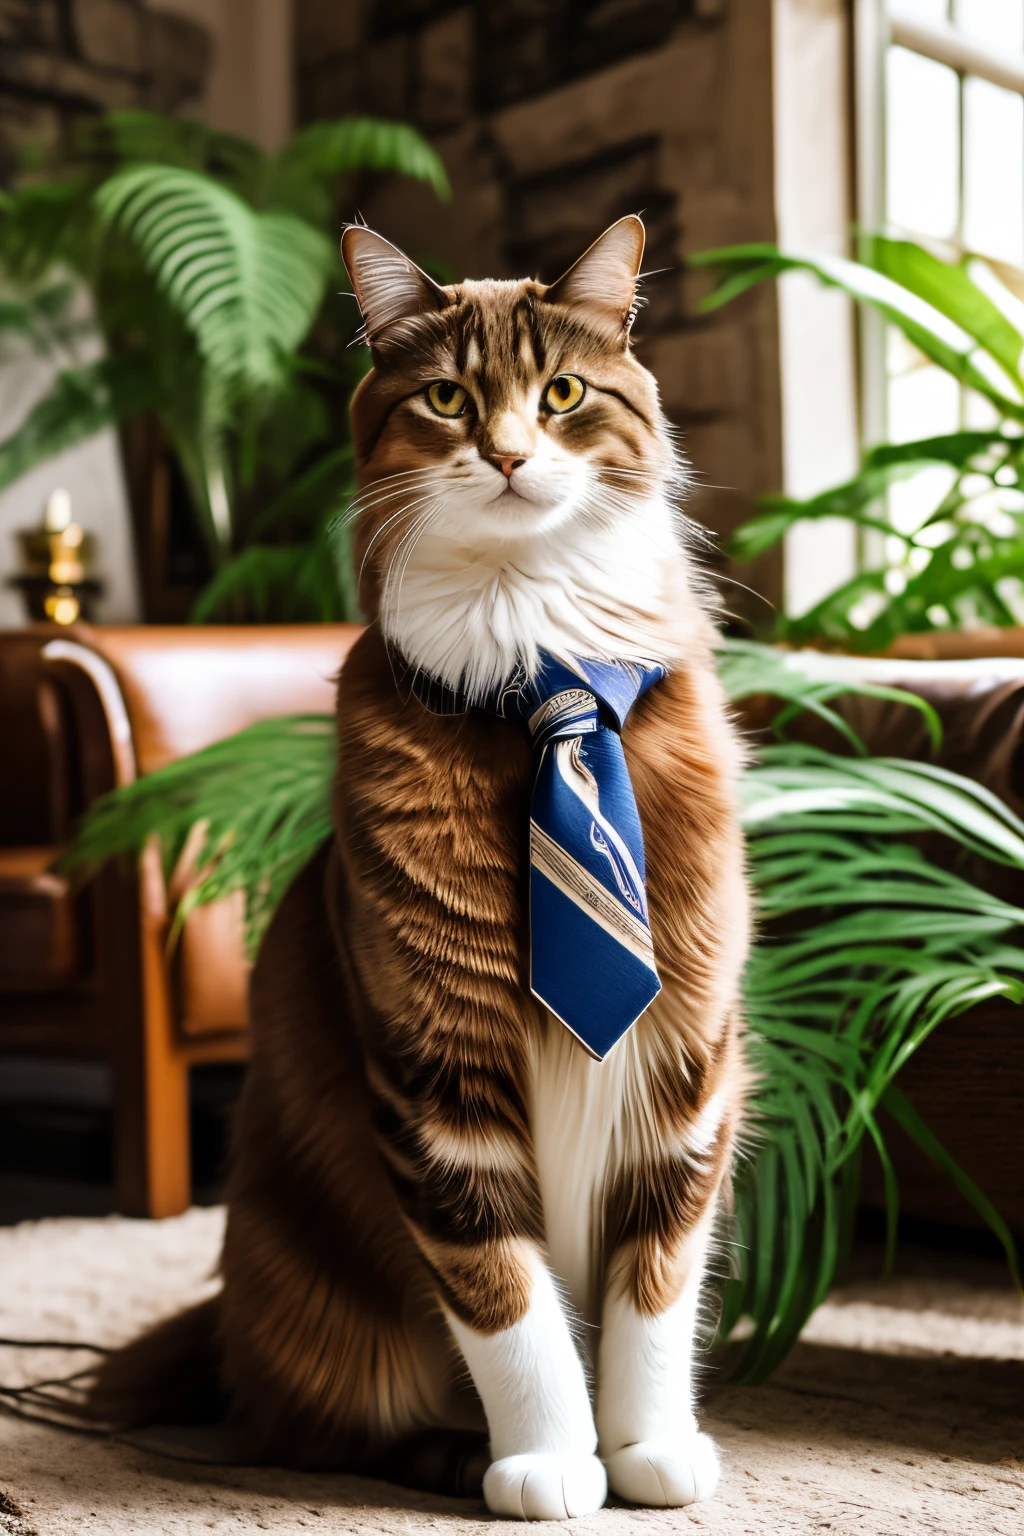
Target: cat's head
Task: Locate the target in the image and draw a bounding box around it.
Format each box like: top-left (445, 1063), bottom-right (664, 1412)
top-left (340, 217), bottom-right (681, 625)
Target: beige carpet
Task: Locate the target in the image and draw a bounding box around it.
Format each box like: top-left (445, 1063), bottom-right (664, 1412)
top-left (1, 1209), bottom-right (1022, 1535)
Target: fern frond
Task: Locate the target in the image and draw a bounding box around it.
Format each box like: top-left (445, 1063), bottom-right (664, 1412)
top-left (191, 485), bottom-right (357, 624)
top-left (0, 178), bottom-right (92, 282)
top-left (0, 278), bottom-right (82, 353)
top-left (78, 110), bottom-right (263, 189)
top-left (95, 166), bottom-right (334, 391)
top-left (277, 118), bottom-right (450, 199)
top-left (62, 717), bottom-right (336, 953)
top-left (0, 354), bottom-right (156, 493)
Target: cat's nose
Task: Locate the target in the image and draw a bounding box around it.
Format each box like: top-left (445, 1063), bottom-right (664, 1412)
top-left (489, 453), bottom-right (528, 479)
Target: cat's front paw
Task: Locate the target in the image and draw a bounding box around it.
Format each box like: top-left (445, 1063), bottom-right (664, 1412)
top-left (604, 1432), bottom-right (720, 1507)
top-left (483, 1452), bottom-right (608, 1520)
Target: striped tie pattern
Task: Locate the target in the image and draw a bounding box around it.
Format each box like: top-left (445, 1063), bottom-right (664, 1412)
top-left (495, 655), bottom-right (664, 1058)
top-left (400, 650), bottom-right (665, 1060)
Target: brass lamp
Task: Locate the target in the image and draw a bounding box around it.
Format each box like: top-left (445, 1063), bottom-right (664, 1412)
top-left (10, 489), bottom-right (101, 624)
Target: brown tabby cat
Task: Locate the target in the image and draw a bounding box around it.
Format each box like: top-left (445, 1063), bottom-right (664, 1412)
top-left (90, 216), bottom-right (750, 1521)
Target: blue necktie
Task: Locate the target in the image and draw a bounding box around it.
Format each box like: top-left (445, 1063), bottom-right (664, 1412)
top-left (400, 650), bottom-right (665, 1060)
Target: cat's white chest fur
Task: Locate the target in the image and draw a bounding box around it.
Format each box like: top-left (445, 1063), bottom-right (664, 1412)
top-left (529, 1021), bottom-right (636, 1332)
top-left (380, 495), bottom-right (698, 702)
top-left (530, 1018), bottom-right (725, 1332)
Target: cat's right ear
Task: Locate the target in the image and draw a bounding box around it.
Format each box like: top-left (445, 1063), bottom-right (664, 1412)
top-left (341, 226), bottom-right (449, 341)
top-left (543, 216), bottom-right (645, 342)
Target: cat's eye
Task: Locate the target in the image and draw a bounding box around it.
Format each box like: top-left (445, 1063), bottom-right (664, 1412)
top-left (426, 381), bottom-right (468, 417)
top-left (545, 374), bottom-right (586, 414)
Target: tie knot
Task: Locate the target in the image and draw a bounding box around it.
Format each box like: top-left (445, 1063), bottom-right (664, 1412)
top-left (525, 686), bottom-right (600, 749)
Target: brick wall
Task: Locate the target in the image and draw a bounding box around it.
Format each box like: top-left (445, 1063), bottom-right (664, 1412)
top-left (0, 0), bottom-right (212, 182)
top-left (296, 0), bottom-right (785, 617)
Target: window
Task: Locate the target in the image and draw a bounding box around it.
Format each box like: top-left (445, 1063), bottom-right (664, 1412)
top-left (862, 2), bottom-right (1024, 572)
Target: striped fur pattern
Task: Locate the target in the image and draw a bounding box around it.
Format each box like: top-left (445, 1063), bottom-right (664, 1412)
top-left (88, 218), bottom-right (749, 1520)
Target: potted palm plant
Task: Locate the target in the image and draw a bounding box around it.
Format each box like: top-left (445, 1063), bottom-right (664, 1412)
top-left (0, 110), bottom-right (449, 621)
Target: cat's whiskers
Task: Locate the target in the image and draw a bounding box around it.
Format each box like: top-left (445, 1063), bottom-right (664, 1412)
top-left (378, 501), bottom-right (441, 589)
top-left (340, 468), bottom-right (442, 528)
top-left (345, 468), bottom-right (441, 519)
top-left (360, 491), bottom-right (443, 579)
top-left (382, 498), bottom-right (446, 635)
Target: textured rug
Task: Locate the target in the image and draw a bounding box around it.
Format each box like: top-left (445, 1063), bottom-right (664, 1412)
top-left (1, 1208), bottom-right (1022, 1535)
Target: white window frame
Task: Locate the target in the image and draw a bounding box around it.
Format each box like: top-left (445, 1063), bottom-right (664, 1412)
top-left (851, 1), bottom-right (1024, 585)
top-left (856, 0), bottom-right (1024, 450)
top-left (772, 0), bottom-right (861, 620)
top-left (890, 8), bottom-right (1024, 95)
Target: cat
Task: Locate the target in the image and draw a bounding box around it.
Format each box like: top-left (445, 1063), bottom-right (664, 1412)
top-left (88, 216), bottom-right (750, 1522)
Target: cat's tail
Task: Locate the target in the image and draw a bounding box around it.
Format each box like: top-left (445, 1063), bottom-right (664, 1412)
top-left (84, 1295), bottom-right (225, 1429)
top-left (76, 1301), bottom-right (488, 1494)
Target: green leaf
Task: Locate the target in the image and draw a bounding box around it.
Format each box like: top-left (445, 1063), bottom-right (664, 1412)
top-left (865, 235), bottom-right (1024, 389)
top-left (0, 354), bottom-right (155, 493)
top-left (191, 494), bottom-right (358, 625)
top-left (867, 429), bottom-right (1010, 473)
top-left (62, 715), bottom-right (337, 954)
top-left (78, 110), bottom-right (221, 171)
top-left (247, 445), bottom-right (353, 540)
top-left (0, 177), bottom-right (93, 282)
top-left (95, 165), bottom-right (334, 392)
top-left (278, 118), bottom-right (450, 200)
top-left (729, 431), bottom-right (1013, 564)
top-left (690, 243), bottom-right (1024, 418)
top-left (0, 279), bottom-right (83, 353)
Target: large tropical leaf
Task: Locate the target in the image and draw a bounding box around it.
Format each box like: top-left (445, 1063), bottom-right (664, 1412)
top-left (276, 118), bottom-right (450, 199)
top-left (690, 242), bottom-right (1024, 419)
top-left (693, 237), bottom-right (1024, 647)
top-left (729, 430), bottom-right (1012, 563)
top-left (0, 354), bottom-right (156, 493)
top-left (720, 644), bottom-right (1024, 1374)
top-left (0, 179), bottom-right (92, 282)
top-left (94, 165), bottom-right (335, 391)
top-left (864, 234), bottom-right (1024, 388)
top-left (63, 716), bottom-right (336, 951)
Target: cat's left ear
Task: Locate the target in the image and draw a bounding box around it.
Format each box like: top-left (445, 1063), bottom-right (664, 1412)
top-left (341, 225), bottom-right (450, 341)
top-left (543, 215), bottom-right (645, 341)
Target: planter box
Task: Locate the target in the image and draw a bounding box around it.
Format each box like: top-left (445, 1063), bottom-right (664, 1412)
top-left (887, 626), bottom-right (1024, 661)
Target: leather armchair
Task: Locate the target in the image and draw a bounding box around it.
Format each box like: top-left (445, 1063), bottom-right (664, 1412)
top-left (0, 624), bottom-right (360, 1219)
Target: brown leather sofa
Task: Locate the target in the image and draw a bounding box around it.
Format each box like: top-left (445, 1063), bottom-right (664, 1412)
top-left (0, 624), bottom-right (360, 1218)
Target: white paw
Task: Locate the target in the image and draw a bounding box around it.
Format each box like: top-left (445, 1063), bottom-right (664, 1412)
top-left (604, 1432), bottom-right (720, 1507)
top-left (483, 1452), bottom-right (608, 1520)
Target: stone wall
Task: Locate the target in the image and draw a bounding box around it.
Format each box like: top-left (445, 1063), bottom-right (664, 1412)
top-left (296, 0), bottom-right (785, 616)
top-left (0, 0), bottom-right (211, 182)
